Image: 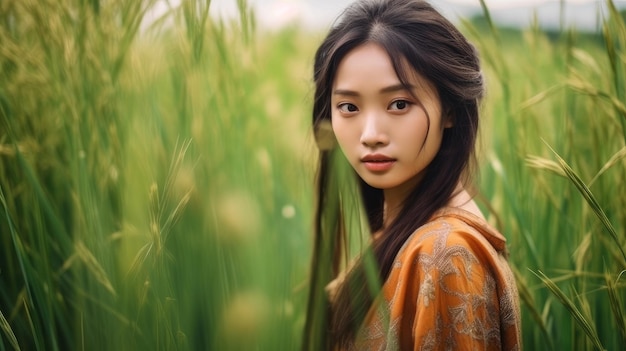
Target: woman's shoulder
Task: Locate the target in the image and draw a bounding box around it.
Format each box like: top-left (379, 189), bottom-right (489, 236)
top-left (395, 207), bottom-right (508, 264)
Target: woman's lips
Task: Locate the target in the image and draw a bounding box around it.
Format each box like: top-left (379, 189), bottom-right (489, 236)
top-left (361, 154), bottom-right (396, 172)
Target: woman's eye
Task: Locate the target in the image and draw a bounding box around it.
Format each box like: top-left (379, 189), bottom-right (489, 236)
top-left (389, 100), bottom-right (410, 111)
top-left (338, 103), bottom-right (358, 113)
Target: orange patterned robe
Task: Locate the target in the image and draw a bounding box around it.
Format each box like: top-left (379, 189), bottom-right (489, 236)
top-left (346, 207), bottom-right (521, 350)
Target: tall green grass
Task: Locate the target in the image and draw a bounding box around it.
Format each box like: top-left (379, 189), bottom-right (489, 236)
top-left (0, 0), bottom-right (624, 350)
top-left (1, 0), bottom-right (314, 349)
top-left (468, 1), bottom-right (626, 349)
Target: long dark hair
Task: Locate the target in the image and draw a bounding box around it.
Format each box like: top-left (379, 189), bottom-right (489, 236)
top-left (302, 0), bottom-right (484, 349)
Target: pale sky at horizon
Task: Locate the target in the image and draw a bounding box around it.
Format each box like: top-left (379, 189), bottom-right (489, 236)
top-left (147, 0), bottom-right (625, 32)
top-left (249, 0), bottom-right (616, 30)
top-left (206, 0), bottom-right (604, 16)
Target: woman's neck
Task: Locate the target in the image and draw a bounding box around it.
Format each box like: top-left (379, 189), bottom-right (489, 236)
top-left (382, 182), bottom-right (485, 228)
top-left (382, 187), bottom-right (407, 228)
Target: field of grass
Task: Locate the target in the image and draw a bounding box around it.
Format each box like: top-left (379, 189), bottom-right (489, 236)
top-left (1, 0), bottom-right (625, 350)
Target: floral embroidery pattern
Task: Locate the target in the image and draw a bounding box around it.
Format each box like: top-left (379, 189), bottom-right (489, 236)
top-left (418, 273), bottom-right (435, 307)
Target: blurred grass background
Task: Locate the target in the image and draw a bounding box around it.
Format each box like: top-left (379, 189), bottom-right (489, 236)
top-left (1, 0), bottom-right (625, 350)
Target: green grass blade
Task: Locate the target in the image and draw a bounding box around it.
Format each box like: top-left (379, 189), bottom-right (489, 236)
top-left (0, 183), bottom-right (42, 351)
top-left (513, 268), bottom-right (554, 350)
top-left (605, 270), bottom-right (626, 345)
top-left (478, 0), bottom-right (499, 42)
top-left (603, 0), bottom-right (626, 143)
top-left (588, 146), bottom-right (626, 186)
top-left (0, 307), bottom-right (20, 351)
top-left (301, 149), bottom-right (341, 351)
top-left (532, 270), bottom-right (605, 351)
top-left (544, 141), bottom-right (626, 265)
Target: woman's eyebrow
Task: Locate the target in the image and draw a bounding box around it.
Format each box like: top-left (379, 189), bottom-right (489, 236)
top-left (332, 89), bottom-right (359, 96)
top-left (380, 83), bottom-right (413, 93)
top-left (333, 84), bottom-right (414, 96)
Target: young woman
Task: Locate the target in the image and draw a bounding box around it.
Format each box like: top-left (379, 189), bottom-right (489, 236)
top-left (303, 0), bottom-right (522, 350)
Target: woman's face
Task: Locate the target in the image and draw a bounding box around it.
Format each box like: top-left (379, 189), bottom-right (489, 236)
top-left (331, 43), bottom-right (449, 198)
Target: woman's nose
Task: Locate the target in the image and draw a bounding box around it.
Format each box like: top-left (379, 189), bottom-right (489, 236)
top-left (360, 114), bottom-right (389, 147)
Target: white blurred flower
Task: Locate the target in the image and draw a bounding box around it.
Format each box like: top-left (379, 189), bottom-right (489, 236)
top-left (217, 191), bottom-right (261, 241)
top-left (220, 291), bottom-right (270, 344)
top-left (281, 204), bottom-right (295, 219)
